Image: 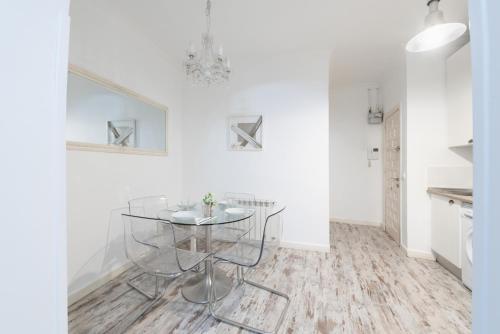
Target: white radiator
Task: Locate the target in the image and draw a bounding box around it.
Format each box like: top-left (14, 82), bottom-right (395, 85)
top-left (231, 198), bottom-right (282, 243)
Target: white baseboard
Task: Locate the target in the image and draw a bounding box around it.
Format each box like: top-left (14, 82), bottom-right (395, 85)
top-left (402, 245), bottom-right (436, 261)
top-left (331, 218), bottom-right (382, 227)
top-left (280, 241), bottom-right (330, 253)
top-left (68, 261), bottom-right (133, 306)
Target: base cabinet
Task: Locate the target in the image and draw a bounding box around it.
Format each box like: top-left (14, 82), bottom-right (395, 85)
top-left (431, 195), bottom-right (462, 268)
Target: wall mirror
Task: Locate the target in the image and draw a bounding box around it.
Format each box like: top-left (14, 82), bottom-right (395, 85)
top-left (66, 65), bottom-right (168, 155)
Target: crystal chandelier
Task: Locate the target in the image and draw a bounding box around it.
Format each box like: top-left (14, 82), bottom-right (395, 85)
top-left (184, 0), bottom-right (230, 86)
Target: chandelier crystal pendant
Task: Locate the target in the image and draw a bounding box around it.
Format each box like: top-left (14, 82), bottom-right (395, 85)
top-left (184, 0), bottom-right (230, 86)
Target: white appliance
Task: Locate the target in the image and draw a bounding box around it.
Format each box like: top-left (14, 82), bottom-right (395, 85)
top-left (461, 205), bottom-right (473, 289)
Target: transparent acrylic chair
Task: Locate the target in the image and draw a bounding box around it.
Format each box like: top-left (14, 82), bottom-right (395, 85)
top-left (127, 196), bottom-right (195, 293)
top-left (210, 202), bottom-right (289, 334)
top-left (212, 193), bottom-right (257, 246)
top-left (128, 195), bottom-right (192, 247)
top-left (120, 214), bottom-right (209, 329)
top-left (128, 195), bottom-right (170, 217)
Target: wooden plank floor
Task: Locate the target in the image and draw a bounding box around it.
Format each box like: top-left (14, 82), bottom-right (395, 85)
top-left (69, 223), bottom-right (471, 333)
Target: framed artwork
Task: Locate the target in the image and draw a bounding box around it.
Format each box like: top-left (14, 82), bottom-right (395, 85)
top-left (227, 115), bottom-right (263, 151)
top-left (107, 119), bottom-right (136, 147)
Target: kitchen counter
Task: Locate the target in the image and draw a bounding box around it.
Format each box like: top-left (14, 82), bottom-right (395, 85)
top-left (427, 187), bottom-right (473, 204)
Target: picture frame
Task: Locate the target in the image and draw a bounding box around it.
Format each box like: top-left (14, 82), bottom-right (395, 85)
top-left (227, 115), bottom-right (263, 151)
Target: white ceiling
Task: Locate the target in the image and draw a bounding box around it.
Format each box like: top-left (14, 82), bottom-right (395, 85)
top-left (75, 0), bottom-right (469, 83)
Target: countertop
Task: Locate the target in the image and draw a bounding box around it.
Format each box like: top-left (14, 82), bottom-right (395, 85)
top-left (427, 187), bottom-right (473, 204)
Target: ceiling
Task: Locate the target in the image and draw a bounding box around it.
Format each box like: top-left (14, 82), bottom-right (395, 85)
top-left (74, 0), bottom-right (469, 84)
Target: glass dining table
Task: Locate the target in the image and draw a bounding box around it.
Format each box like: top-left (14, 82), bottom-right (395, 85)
top-left (150, 202), bottom-right (256, 304)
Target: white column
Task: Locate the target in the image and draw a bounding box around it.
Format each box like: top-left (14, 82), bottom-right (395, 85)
top-left (469, 0), bottom-right (500, 332)
top-left (0, 0), bottom-right (70, 333)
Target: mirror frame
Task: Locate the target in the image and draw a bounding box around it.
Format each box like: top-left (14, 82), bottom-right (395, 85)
top-left (66, 64), bottom-right (169, 156)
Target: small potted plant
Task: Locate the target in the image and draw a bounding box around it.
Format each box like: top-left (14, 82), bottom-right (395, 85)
top-left (202, 192), bottom-right (217, 217)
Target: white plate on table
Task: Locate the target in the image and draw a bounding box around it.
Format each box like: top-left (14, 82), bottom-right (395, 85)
top-left (172, 211), bottom-right (198, 223)
top-left (225, 208), bottom-right (249, 219)
top-left (171, 210), bottom-right (214, 225)
top-left (218, 201), bottom-right (228, 210)
top-left (177, 202), bottom-right (196, 211)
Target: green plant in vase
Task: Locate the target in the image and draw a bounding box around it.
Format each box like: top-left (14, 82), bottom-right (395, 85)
top-left (202, 192), bottom-right (217, 217)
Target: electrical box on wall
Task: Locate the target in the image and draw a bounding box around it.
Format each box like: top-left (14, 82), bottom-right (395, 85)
top-left (367, 147), bottom-right (379, 167)
top-left (367, 147), bottom-right (380, 160)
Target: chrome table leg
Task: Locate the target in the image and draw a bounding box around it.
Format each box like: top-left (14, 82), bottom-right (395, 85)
top-left (181, 224), bottom-right (232, 304)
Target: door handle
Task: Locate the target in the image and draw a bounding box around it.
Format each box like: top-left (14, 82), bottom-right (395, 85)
top-left (391, 177), bottom-right (400, 181)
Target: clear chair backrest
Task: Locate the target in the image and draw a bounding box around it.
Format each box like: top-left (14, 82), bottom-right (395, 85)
top-left (128, 195), bottom-right (169, 218)
top-left (123, 214), bottom-right (207, 275)
top-left (221, 193), bottom-right (256, 240)
top-left (262, 205), bottom-right (284, 247)
top-left (122, 214), bottom-right (176, 273)
top-left (243, 201), bottom-right (284, 267)
top-left (237, 199), bottom-right (281, 244)
top-left (258, 202), bottom-right (284, 258)
top-left (128, 195), bottom-right (175, 245)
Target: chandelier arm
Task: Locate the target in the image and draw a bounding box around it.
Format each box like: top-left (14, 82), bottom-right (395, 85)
top-left (205, 0), bottom-right (212, 34)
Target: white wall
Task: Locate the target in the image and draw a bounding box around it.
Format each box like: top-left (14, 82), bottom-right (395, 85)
top-left (181, 51), bottom-right (331, 250)
top-left (331, 83), bottom-right (383, 226)
top-left (329, 60), bottom-right (335, 225)
top-left (381, 66), bottom-right (404, 114)
top-left (0, 0), bottom-right (69, 332)
top-left (67, 1), bottom-right (184, 297)
top-left (405, 51), bottom-right (472, 256)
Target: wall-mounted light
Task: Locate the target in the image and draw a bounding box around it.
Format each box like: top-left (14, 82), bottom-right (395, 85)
top-left (406, 0), bottom-right (467, 53)
top-left (368, 87), bottom-right (383, 124)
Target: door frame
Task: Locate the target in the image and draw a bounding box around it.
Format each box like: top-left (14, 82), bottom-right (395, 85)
top-left (382, 105), bottom-right (402, 244)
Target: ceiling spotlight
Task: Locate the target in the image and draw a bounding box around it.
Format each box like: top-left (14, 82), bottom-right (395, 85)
top-left (406, 0), bottom-right (467, 53)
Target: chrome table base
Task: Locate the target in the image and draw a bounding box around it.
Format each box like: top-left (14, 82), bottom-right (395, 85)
top-left (181, 222), bottom-right (233, 304)
top-left (182, 268), bottom-right (232, 304)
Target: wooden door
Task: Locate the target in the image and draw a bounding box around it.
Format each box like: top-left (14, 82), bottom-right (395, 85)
top-left (384, 108), bottom-right (401, 244)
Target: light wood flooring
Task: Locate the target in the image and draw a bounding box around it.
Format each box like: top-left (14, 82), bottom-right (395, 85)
top-left (69, 223), bottom-right (471, 333)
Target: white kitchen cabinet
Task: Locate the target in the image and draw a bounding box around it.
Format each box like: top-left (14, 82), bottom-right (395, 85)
top-left (431, 195), bottom-right (462, 268)
top-left (446, 43), bottom-right (473, 147)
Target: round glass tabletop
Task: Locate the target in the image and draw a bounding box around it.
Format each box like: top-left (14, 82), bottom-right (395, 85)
top-left (155, 203), bottom-right (256, 226)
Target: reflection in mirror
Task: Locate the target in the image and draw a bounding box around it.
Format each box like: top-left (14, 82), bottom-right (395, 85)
top-left (66, 67), bottom-right (168, 154)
